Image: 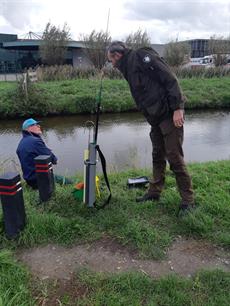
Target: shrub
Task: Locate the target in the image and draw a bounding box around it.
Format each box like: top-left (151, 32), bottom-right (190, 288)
top-left (172, 66), bottom-right (230, 78)
top-left (7, 75), bottom-right (50, 117)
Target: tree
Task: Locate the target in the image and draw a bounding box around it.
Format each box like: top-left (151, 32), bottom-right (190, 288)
top-left (208, 35), bottom-right (230, 66)
top-left (40, 22), bottom-right (71, 66)
top-left (80, 30), bottom-right (111, 69)
top-left (125, 29), bottom-right (151, 49)
top-left (163, 41), bottom-right (191, 67)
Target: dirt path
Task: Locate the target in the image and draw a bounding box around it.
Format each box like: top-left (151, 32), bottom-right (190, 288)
top-left (17, 237), bottom-right (230, 280)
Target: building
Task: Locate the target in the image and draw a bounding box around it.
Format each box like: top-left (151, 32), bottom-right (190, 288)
top-left (0, 33), bottom-right (91, 73)
top-left (186, 39), bottom-right (210, 58)
top-left (152, 39), bottom-right (211, 59)
top-left (151, 43), bottom-right (165, 57)
top-left (1, 33), bottom-right (228, 74)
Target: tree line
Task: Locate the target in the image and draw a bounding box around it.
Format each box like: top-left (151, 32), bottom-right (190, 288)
top-left (39, 22), bottom-right (230, 68)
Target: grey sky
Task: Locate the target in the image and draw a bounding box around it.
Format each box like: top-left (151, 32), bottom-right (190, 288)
top-left (123, 0), bottom-right (230, 42)
top-left (0, 0), bottom-right (229, 43)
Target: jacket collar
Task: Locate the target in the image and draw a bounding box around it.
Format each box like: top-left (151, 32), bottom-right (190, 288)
top-left (115, 49), bottom-right (132, 79)
top-left (22, 130), bottom-right (41, 138)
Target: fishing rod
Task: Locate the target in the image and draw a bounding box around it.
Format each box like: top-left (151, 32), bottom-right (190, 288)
top-left (94, 7), bottom-right (110, 144)
top-left (83, 9), bottom-right (111, 209)
top-left (94, 71), bottom-right (103, 145)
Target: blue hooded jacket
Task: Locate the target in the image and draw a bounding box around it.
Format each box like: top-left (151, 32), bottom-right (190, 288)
top-left (17, 131), bottom-right (57, 181)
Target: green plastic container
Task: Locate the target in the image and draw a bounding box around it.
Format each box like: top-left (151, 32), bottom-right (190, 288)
top-left (72, 189), bottom-right (84, 201)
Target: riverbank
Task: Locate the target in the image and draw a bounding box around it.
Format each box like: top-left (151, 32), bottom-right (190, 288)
top-left (0, 77), bottom-right (230, 118)
top-left (0, 160), bottom-right (229, 304)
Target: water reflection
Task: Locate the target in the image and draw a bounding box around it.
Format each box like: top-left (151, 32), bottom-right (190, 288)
top-left (0, 111), bottom-right (230, 175)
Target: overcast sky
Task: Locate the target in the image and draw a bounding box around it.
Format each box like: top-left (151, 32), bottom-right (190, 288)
top-left (0, 0), bottom-right (229, 43)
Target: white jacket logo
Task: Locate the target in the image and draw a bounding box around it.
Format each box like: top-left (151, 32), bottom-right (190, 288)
top-left (143, 55), bottom-right (151, 63)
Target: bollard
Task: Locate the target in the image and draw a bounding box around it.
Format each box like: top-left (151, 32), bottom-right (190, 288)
top-left (0, 172), bottom-right (26, 239)
top-left (34, 155), bottom-right (55, 202)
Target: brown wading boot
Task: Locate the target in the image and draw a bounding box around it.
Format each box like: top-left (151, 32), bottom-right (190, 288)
top-left (136, 193), bottom-right (160, 203)
top-left (178, 202), bottom-right (195, 217)
top-left (135, 176), bottom-right (163, 203)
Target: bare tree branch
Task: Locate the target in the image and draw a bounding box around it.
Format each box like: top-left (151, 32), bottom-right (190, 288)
top-left (208, 35), bottom-right (230, 66)
top-left (124, 29), bottom-right (151, 49)
top-left (80, 30), bottom-right (111, 69)
top-left (163, 41), bottom-right (191, 67)
top-left (40, 22), bottom-right (71, 66)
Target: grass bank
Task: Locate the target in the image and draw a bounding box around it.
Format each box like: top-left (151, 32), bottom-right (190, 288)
top-left (0, 160), bottom-right (229, 253)
top-left (0, 77), bottom-right (230, 118)
top-left (0, 160), bottom-right (230, 304)
top-left (1, 252), bottom-right (229, 306)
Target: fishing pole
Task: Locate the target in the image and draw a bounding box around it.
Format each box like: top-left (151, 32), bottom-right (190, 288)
top-left (95, 7), bottom-right (110, 143)
top-left (94, 71), bottom-right (103, 145)
top-left (94, 8), bottom-right (110, 144)
top-left (83, 9), bottom-right (111, 209)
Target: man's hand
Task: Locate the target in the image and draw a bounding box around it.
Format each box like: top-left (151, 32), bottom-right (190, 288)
top-left (173, 109), bottom-right (184, 128)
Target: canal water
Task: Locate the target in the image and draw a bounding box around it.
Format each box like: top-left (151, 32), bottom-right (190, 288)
top-left (0, 110), bottom-right (230, 175)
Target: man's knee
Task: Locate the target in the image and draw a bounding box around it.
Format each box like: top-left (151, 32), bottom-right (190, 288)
top-left (167, 152), bottom-right (186, 171)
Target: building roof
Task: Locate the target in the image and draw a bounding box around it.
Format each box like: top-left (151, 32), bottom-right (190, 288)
top-left (0, 33), bottom-right (17, 43)
top-left (2, 39), bottom-right (86, 50)
top-left (151, 44), bottom-right (166, 57)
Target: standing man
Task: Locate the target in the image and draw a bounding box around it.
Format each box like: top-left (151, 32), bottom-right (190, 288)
top-left (107, 41), bottom-right (194, 214)
top-left (17, 118), bottom-right (57, 189)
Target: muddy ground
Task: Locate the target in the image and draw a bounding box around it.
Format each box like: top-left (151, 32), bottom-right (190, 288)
top-left (17, 236), bottom-right (230, 280)
top-left (16, 236), bottom-right (230, 305)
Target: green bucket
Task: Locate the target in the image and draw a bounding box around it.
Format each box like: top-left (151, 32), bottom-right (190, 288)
top-left (72, 189), bottom-right (84, 201)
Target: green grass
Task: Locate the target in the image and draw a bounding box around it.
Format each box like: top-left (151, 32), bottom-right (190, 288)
top-left (180, 78), bottom-right (230, 108)
top-left (0, 255), bottom-right (229, 306)
top-left (76, 269), bottom-right (230, 306)
top-left (0, 250), bottom-right (33, 305)
top-left (0, 78), bottom-right (230, 118)
top-left (0, 160), bottom-right (229, 304)
top-left (1, 160), bottom-right (229, 255)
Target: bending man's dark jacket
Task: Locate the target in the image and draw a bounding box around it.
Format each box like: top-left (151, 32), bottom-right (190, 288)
top-left (116, 47), bottom-right (185, 125)
top-left (17, 131), bottom-right (57, 182)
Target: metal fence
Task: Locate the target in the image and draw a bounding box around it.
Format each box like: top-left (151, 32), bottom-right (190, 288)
top-left (0, 73), bottom-right (23, 81)
top-left (0, 71), bottom-right (37, 82)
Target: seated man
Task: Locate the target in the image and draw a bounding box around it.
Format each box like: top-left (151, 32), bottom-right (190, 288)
top-left (17, 118), bottom-right (57, 189)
